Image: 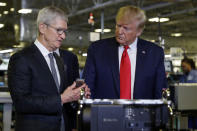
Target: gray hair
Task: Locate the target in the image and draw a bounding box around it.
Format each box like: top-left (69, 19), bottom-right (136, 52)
top-left (36, 6), bottom-right (68, 30)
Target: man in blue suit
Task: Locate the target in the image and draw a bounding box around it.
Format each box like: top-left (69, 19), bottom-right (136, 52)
top-left (83, 5), bottom-right (166, 99)
top-left (8, 6), bottom-right (90, 131)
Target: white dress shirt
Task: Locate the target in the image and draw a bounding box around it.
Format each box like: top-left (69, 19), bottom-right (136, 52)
top-left (119, 38), bottom-right (138, 100)
top-left (34, 39), bottom-right (61, 85)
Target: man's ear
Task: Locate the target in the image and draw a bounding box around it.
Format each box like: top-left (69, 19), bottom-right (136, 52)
top-left (39, 23), bottom-right (46, 34)
top-left (136, 28), bottom-right (143, 37)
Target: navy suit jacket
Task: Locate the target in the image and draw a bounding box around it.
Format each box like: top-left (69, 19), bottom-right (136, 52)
top-left (8, 44), bottom-right (79, 131)
top-left (83, 37), bottom-right (167, 99)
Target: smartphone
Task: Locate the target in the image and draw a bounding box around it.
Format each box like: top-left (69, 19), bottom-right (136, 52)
top-left (75, 78), bottom-right (85, 88)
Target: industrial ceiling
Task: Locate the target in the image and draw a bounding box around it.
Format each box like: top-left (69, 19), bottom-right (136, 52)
top-left (0, 0), bottom-right (197, 53)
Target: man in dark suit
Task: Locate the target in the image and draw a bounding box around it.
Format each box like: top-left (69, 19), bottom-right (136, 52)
top-left (83, 5), bottom-right (166, 99)
top-left (8, 6), bottom-right (90, 131)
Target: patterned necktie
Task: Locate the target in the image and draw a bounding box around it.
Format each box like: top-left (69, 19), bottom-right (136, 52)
top-left (48, 53), bottom-right (59, 90)
top-left (49, 53), bottom-right (65, 131)
top-left (120, 45), bottom-right (131, 99)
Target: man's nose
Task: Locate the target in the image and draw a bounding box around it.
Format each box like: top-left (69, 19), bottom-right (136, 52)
top-left (60, 32), bottom-right (66, 39)
top-left (118, 27), bottom-right (124, 34)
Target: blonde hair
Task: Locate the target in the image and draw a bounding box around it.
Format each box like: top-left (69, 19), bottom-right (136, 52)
top-left (116, 5), bottom-right (146, 30)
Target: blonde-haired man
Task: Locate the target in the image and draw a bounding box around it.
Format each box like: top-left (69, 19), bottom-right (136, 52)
top-left (83, 5), bottom-right (166, 99)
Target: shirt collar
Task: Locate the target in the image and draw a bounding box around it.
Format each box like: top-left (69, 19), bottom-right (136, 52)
top-left (119, 37), bottom-right (138, 50)
top-left (128, 37), bottom-right (138, 50)
top-left (34, 39), bottom-right (60, 57)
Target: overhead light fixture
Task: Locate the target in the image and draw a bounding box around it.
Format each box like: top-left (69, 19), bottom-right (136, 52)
top-left (0, 49), bottom-right (13, 54)
top-left (14, 24), bottom-right (19, 30)
top-left (0, 2), bottom-right (6, 6)
top-left (67, 47), bottom-right (74, 51)
top-left (18, 9), bottom-right (32, 14)
top-left (104, 29), bottom-right (111, 32)
top-left (0, 14), bottom-right (2, 17)
top-left (171, 33), bottom-right (182, 37)
top-left (0, 24), bottom-right (4, 28)
top-left (165, 54), bottom-right (171, 58)
top-left (13, 45), bottom-right (24, 48)
top-left (94, 28), bottom-right (111, 33)
top-left (13, 42), bottom-right (26, 48)
top-left (82, 53), bottom-right (87, 57)
top-left (10, 8), bottom-right (15, 12)
top-left (148, 17), bottom-right (169, 22)
top-left (3, 11), bottom-right (8, 15)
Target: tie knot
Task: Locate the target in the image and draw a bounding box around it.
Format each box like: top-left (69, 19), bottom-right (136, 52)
top-left (124, 45), bottom-right (129, 50)
top-left (53, 52), bottom-right (58, 58)
top-left (48, 53), bottom-right (54, 59)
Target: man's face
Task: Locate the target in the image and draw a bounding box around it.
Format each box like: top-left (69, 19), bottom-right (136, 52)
top-left (41, 18), bottom-right (67, 51)
top-left (181, 62), bottom-right (191, 74)
top-left (115, 19), bottom-right (142, 46)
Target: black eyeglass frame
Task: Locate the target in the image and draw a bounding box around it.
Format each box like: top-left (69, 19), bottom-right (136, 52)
top-left (44, 23), bottom-right (68, 35)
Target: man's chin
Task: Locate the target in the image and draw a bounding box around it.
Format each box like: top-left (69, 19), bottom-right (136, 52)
top-left (116, 39), bottom-right (126, 45)
top-left (56, 42), bottom-right (62, 48)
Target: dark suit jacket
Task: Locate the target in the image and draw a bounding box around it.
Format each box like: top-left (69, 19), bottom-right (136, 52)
top-left (8, 44), bottom-right (79, 131)
top-left (83, 37), bottom-right (167, 99)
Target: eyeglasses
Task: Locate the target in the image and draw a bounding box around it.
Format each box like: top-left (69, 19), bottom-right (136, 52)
top-left (45, 23), bottom-right (68, 35)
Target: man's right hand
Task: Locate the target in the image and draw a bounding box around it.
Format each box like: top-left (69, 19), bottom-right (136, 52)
top-left (61, 82), bottom-right (85, 104)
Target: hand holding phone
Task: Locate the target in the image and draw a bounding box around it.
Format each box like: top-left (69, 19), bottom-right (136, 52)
top-left (75, 79), bottom-right (85, 88)
top-left (75, 79), bottom-right (85, 99)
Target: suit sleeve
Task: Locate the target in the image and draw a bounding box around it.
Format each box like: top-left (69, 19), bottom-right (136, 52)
top-left (155, 48), bottom-right (167, 99)
top-left (71, 54), bottom-right (79, 81)
top-left (83, 44), bottom-right (96, 98)
top-left (8, 53), bottom-right (62, 115)
top-left (64, 53), bottom-right (79, 129)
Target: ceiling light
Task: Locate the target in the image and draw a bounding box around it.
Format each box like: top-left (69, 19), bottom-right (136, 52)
top-left (67, 47), bottom-right (73, 51)
top-left (14, 24), bottom-right (19, 31)
top-left (94, 28), bottom-right (111, 33)
top-left (82, 53), bottom-right (87, 57)
top-left (0, 24), bottom-right (4, 28)
top-left (148, 17), bottom-right (169, 22)
top-left (10, 8), bottom-right (15, 12)
top-left (165, 54), bottom-right (171, 58)
top-left (13, 45), bottom-right (23, 48)
top-left (171, 33), bottom-right (182, 37)
top-left (18, 9), bottom-right (32, 14)
top-left (0, 2), bottom-right (6, 6)
top-left (103, 29), bottom-right (111, 32)
top-left (0, 49), bottom-right (13, 54)
top-left (95, 29), bottom-right (102, 32)
top-left (3, 11), bottom-right (8, 15)
top-left (0, 14), bottom-right (2, 17)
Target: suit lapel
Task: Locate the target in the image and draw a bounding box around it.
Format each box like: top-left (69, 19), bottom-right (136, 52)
top-left (134, 39), bottom-right (147, 96)
top-left (31, 45), bottom-right (52, 75)
top-left (31, 44), bottom-right (60, 93)
top-left (109, 38), bottom-right (120, 97)
top-left (56, 50), bottom-right (67, 93)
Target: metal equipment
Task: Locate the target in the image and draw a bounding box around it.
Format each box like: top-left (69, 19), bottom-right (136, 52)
top-left (77, 99), bottom-right (171, 131)
top-left (169, 83), bottom-right (197, 130)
